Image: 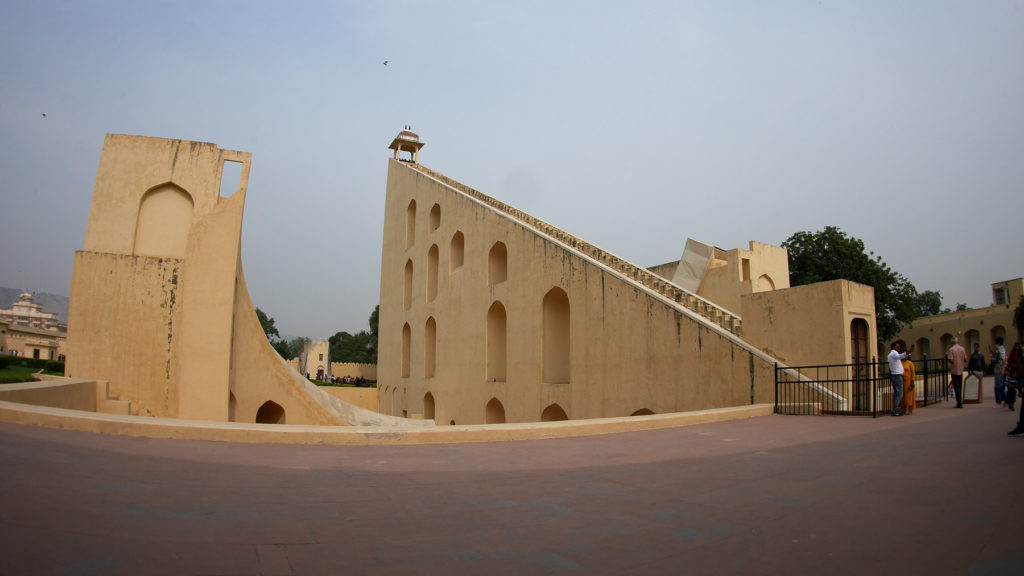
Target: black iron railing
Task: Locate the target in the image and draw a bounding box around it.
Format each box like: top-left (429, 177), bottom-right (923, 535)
top-left (775, 356), bottom-right (950, 417)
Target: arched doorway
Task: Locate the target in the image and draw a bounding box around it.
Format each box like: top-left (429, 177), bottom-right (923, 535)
top-left (851, 318), bottom-right (870, 412)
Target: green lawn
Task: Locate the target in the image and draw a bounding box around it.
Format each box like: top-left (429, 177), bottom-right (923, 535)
top-left (0, 364), bottom-right (41, 384)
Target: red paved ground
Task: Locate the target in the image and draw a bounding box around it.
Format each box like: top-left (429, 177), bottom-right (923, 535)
top-left (1, 401), bottom-right (1022, 575)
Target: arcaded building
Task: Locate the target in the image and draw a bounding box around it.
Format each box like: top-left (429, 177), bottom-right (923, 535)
top-left (897, 278), bottom-right (1023, 359)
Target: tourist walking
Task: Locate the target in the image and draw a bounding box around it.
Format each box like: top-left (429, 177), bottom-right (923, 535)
top-left (948, 337), bottom-right (967, 408)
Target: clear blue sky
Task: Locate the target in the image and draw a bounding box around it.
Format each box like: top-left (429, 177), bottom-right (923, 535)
top-left (2, 1), bottom-right (1022, 338)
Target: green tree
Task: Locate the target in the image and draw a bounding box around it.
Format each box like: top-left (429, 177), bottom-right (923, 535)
top-left (782, 226), bottom-right (919, 345)
top-left (274, 336), bottom-right (309, 360)
top-left (329, 305), bottom-right (380, 363)
top-left (915, 290), bottom-right (944, 317)
top-left (255, 307), bottom-right (280, 341)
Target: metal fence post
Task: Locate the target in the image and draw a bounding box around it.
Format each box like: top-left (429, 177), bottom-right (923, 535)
top-left (922, 354), bottom-right (929, 406)
top-left (871, 357), bottom-right (877, 418)
top-left (774, 363), bottom-right (779, 415)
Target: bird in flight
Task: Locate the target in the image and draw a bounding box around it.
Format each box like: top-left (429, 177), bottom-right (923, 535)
top-left (383, 60), bottom-right (389, 66)
top-left (41, 113), bottom-right (46, 118)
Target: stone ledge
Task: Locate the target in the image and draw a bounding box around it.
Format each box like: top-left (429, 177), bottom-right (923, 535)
top-left (0, 400), bottom-right (773, 445)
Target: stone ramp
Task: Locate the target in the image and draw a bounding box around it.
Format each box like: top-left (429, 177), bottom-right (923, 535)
top-left (410, 163), bottom-right (742, 335)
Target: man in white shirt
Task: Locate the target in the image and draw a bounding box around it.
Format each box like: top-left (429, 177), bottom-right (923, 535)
top-left (888, 341), bottom-right (914, 416)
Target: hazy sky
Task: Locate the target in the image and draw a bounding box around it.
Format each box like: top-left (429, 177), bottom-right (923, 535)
top-left (2, 1), bottom-right (1022, 338)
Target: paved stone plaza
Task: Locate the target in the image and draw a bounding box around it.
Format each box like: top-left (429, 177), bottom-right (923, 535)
top-left (1, 402), bottom-right (1022, 575)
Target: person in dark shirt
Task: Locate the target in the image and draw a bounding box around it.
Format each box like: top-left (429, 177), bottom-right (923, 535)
top-left (967, 343), bottom-right (986, 400)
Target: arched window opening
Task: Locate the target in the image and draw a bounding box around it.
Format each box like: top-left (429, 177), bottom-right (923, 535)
top-left (916, 338), bottom-right (931, 359)
top-left (486, 301), bottom-right (507, 382)
top-left (631, 408), bottom-right (655, 416)
top-left (450, 419), bottom-right (456, 426)
top-left (429, 203), bottom-right (441, 231)
top-left (424, 392), bottom-right (435, 420)
top-left (543, 287), bottom-right (571, 384)
top-left (488, 242), bottom-right (508, 286)
top-left (255, 400), bottom-right (285, 424)
top-left (427, 245), bottom-right (439, 302)
top-left (405, 199), bottom-right (416, 249)
top-left (450, 231), bottom-right (465, 273)
top-left (424, 317), bottom-right (437, 378)
top-left (541, 403), bottom-right (568, 421)
top-left (403, 260), bottom-right (413, 311)
top-left (134, 183), bottom-right (194, 258)
top-left (485, 398), bottom-right (506, 424)
top-left (402, 323), bottom-right (411, 378)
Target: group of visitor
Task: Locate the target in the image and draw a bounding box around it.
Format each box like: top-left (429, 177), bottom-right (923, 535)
top-left (888, 336), bottom-right (1024, 436)
top-left (992, 337), bottom-right (1024, 437)
top-left (946, 335), bottom-right (1024, 437)
top-left (305, 373), bottom-right (369, 386)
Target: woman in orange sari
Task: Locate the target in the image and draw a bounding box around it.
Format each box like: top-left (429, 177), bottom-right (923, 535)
top-left (901, 356), bottom-right (917, 414)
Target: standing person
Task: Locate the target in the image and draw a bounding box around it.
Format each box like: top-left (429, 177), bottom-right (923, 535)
top-left (991, 337), bottom-right (1008, 406)
top-left (888, 342), bottom-right (913, 416)
top-left (948, 337), bottom-right (968, 408)
top-left (902, 354), bottom-right (917, 414)
top-left (967, 343), bottom-right (987, 402)
top-left (1005, 342), bottom-right (1023, 412)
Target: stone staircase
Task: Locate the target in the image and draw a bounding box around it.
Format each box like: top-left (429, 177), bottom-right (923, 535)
top-left (408, 163), bottom-right (742, 335)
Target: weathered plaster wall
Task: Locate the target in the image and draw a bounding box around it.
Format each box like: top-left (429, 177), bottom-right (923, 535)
top-left (378, 160), bottom-right (777, 425)
top-left (67, 134), bottom-right (408, 427)
top-left (67, 252), bottom-right (182, 416)
top-left (742, 280), bottom-right (876, 366)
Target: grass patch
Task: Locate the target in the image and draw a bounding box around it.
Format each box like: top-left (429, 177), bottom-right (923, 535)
top-left (0, 366), bottom-right (39, 384)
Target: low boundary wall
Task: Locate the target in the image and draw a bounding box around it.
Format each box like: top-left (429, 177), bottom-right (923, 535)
top-left (0, 399), bottom-right (773, 446)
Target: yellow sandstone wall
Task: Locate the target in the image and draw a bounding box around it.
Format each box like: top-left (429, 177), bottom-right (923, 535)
top-left (741, 279), bottom-right (877, 366)
top-left (331, 363), bottom-right (377, 380)
top-left (378, 159), bottom-right (778, 425)
top-left (66, 134), bottom-right (416, 427)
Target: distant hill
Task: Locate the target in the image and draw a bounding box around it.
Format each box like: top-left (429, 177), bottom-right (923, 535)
top-left (0, 286), bottom-right (69, 324)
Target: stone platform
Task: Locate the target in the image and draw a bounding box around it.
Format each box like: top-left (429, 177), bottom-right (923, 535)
top-left (1, 401), bottom-right (1022, 575)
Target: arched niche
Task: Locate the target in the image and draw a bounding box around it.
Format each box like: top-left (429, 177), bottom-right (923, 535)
top-left (404, 260), bottom-right (413, 311)
top-left (424, 392), bottom-right (436, 420)
top-left (405, 199), bottom-right (416, 249)
top-left (424, 317), bottom-right (437, 378)
top-left (487, 301), bottom-right (507, 382)
top-left (543, 287), bottom-right (571, 384)
top-left (631, 408), bottom-right (655, 416)
top-left (541, 403), bottom-right (568, 421)
top-left (488, 242), bottom-right (508, 286)
top-left (450, 231), bottom-right (465, 273)
top-left (485, 398), bottom-right (505, 424)
top-left (402, 323), bottom-right (411, 378)
top-left (133, 183), bottom-right (194, 258)
top-left (755, 274), bottom-right (776, 291)
top-left (255, 400), bottom-right (285, 424)
top-left (427, 245), bottom-right (439, 302)
top-left (429, 203), bottom-right (441, 232)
